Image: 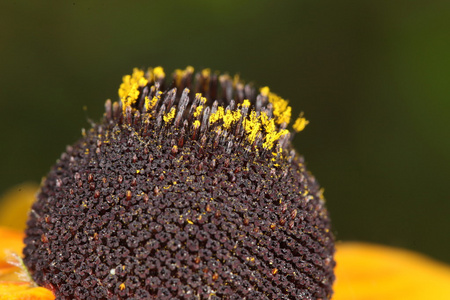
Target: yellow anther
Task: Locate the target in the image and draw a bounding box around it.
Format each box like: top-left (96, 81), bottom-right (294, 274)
top-left (137, 77), bottom-right (148, 87)
top-left (244, 111), bottom-right (261, 144)
top-left (222, 110), bottom-right (233, 129)
top-left (201, 68), bottom-right (211, 78)
top-left (117, 66), bottom-right (299, 151)
top-left (222, 109), bottom-right (242, 129)
top-left (293, 113), bottom-right (309, 132)
top-left (193, 106), bottom-right (203, 118)
top-left (153, 66), bottom-right (165, 80)
top-left (144, 96), bottom-right (151, 111)
top-left (261, 113), bottom-right (283, 149)
top-left (163, 107), bottom-right (176, 124)
top-left (268, 92), bottom-right (291, 124)
top-left (120, 84), bottom-right (140, 113)
top-left (219, 74), bottom-right (231, 83)
top-left (260, 112), bottom-right (271, 127)
top-left (186, 66), bottom-right (194, 73)
top-left (118, 68), bottom-right (150, 113)
top-left (233, 74), bottom-right (240, 87)
top-left (174, 69), bottom-right (184, 86)
top-left (174, 66), bottom-right (194, 86)
top-left (260, 86), bottom-right (270, 97)
top-left (263, 129), bottom-right (289, 150)
top-left (145, 93), bottom-right (161, 112)
top-left (209, 107), bottom-right (224, 124)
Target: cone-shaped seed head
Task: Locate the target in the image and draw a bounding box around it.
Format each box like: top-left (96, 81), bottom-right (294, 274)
top-left (24, 66), bottom-right (335, 299)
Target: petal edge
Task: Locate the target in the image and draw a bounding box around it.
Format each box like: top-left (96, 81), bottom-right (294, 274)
top-left (0, 281), bottom-right (54, 300)
top-left (334, 242), bottom-right (450, 300)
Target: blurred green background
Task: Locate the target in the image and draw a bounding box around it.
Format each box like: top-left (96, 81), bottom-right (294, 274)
top-left (1, 0), bottom-right (449, 263)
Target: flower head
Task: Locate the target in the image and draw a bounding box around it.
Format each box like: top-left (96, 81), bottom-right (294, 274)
top-left (22, 66), bottom-right (335, 299)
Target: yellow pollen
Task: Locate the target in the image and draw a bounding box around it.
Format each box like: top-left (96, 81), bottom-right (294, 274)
top-left (174, 70), bottom-right (183, 86)
top-left (144, 96), bottom-right (151, 112)
top-left (319, 188), bottom-right (325, 201)
top-left (193, 105), bottom-right (203, 118)
top-left (268, 92), bottom-right (291, 125)
top-left (119, 283), bottom-right (125, 291)
top-left (145, 92), bottom-right (161, 112)
top-left (209, 106), bottom-right (224, 124)
top-left (120, 84), bottom-right (140, 113)
top-left (153, 66), bottom-right (165, 80)
top-left (222, 109), bottom-right (241, 129)
top-left (264, 129), bottom-right (289, 150)
top-left (174, 66), bottom-right (194, 86)
top-left (293, 113), bottom-right (309, 132)
top-left (117, 67), bottom-right (305, 152)
top-left (186, 66), bottom-right (194, 73)
top-left (201, 68), bottom-right (211, 78)
top-left (262, 114), bottom-right (285, 149)
top-left (260, 86), bottom-right (270, 97)
top-left (118, 68), bottom-right (149, 113)
top-left (243, 111), bottom-right (261, 144)
top-left (233, 74), bottom-right (240, 87)
top-left (163, 107), bottom-right (176, 124)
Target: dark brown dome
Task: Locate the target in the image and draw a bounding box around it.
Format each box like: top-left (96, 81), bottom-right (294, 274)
top-left (24, 67), bottom-right (335, 299)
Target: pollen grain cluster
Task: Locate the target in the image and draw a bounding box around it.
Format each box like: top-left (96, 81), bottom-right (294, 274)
top-left (23, 66), bottom-right (335, 299)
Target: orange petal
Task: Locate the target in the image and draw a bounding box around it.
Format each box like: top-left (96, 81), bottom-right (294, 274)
top-left (0, 281), bottom-right (54, 300)
top-left (334, 242), bottom-right (450, 300)
top-left (0, 183), bottom-right (39, 231)
top-left (0, 227), bottom-right (24, 281)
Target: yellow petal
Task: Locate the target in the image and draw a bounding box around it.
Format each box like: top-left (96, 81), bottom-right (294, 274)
top-left (334, 242), bottom-right (450, 300)
top-left (0, 183), bottom-right (38, 231)
top-left (0, 227), bottom-right (24, 281)
top-left (0, 281), bottom-right (54, 300)
top-left (0, 227), bottom-right (55, 298)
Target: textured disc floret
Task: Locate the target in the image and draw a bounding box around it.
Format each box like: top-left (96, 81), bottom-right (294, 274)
top-left (24, 66), bottom-right (335, 299)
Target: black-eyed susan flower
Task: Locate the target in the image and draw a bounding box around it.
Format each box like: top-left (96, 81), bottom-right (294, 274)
top-left (0, 67), bottom-right (449, 300)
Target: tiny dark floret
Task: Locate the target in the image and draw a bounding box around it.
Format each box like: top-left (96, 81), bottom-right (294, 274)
top-left (24, 67), bottom-right (335, 299)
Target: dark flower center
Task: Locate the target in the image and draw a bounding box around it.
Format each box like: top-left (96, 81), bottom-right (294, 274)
top-left (24, 66), bottom-right (335, 299)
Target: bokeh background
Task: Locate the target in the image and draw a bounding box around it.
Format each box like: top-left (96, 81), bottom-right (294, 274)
top-left (1, 0), bottom-right (449, 264)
